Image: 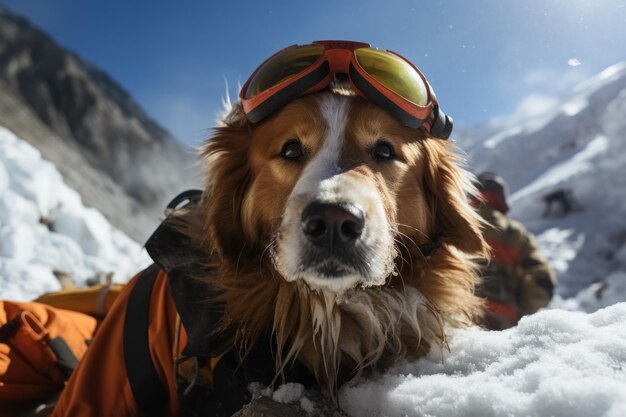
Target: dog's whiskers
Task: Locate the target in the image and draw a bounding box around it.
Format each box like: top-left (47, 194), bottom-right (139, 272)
top-left (396, 222), bottom-right (430, 241)
top-left (260, 235), bottom-right (279, 281)
top-left (392, 237), bottom-right (413, 284)
top-left (394, 223), bottom-right (435, 263)
top-left (394, 230), bottom-right (421, 254)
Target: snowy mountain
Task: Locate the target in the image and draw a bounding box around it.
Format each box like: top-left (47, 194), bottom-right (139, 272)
top-left (463, 62), bottom-right (626, 308)
top-left (0, 6), bottom-right (198, 242)
top-left (0, 126), bottom-right (150, 300)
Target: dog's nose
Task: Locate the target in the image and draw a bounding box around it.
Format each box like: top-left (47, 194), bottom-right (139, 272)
top-left (301, 202), bottom-right (364, 249)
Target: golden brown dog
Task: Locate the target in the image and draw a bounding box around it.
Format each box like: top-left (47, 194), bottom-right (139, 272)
top-left (177, 87), bottom-right (487, 394)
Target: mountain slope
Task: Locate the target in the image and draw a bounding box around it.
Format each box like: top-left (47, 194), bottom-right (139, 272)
top-left (0, 6), bottom-right (198, 242)
top-left (0, 126), bottom-right (150, 300)
top-left (464, 62), bottom-right (626, 299)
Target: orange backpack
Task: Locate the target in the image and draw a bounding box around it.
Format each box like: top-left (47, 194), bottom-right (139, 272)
top-left (0, 284), bottom-right (125, 417)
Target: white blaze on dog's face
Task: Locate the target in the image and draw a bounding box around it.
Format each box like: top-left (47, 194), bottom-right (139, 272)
top-left (240, 93), bottom-right (432, 295)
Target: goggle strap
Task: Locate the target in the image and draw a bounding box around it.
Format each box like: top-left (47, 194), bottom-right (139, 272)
top-left (246, 61), bottom-right (331, 123)
top-left (431, 106), bottom-right (453, 140)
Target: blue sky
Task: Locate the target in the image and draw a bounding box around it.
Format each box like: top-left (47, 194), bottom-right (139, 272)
top-left (4, 0), bottom-right (626, 145)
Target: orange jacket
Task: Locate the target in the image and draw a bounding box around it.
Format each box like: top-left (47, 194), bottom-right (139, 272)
top-left (0, 301), bottom-right (97, 417)
top-left (50, 269), bottom-right (185, 417)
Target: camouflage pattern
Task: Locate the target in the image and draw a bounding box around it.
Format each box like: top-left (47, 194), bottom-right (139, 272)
top-left (476, 204), bottom-right (557, 329)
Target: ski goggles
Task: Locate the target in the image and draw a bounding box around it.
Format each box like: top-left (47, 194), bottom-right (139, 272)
top-left (240, 40), bottom-right (453, 139)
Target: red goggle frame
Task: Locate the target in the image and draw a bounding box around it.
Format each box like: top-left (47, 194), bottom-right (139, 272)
top-left (239, 40), bottom-right (453, 139)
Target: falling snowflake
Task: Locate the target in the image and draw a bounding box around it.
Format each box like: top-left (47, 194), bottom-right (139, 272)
top-left (568, 58), bottom-right (582, 67)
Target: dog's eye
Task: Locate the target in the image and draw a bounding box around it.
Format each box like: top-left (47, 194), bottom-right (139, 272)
top-left (280, 139), bottom-right (305, 161)
top-left (372, 140), bottom-right (395, 161)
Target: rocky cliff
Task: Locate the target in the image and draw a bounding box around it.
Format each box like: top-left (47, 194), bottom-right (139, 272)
top-left (0, 5), bottom-right (199, 242)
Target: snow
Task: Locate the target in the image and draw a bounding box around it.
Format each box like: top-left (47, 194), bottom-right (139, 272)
top-left (509, 134), bottom-right (608, 203)
top-left (533, 228), bottom-right (585, 275)
top-left (0, 126), bottom-right (150, 300)
top-left (272, 382), bottom-right (305, 403)
top-left (340, 303), bottom-right (626, 417)
top-left (552, 270), bottom-right (626, 313)
top-left (562, 97), bottom-right (588, 117)
top-left (483, 126), bottom-right (523, 149)
top-left (476, 62), bottom-right (626, 159)
top-left (573, 62), bottom-right (626, 94)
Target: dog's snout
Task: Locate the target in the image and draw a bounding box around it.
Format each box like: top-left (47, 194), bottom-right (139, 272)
top-left (301, 202), bottom-right (364, 248)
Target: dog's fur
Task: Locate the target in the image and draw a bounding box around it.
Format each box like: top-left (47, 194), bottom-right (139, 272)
top-left (176, 88), bottom-right (487, 394)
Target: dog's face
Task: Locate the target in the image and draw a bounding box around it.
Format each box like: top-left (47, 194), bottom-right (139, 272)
top-left (203, 92), bottom-right (484, 296)
top-left (271, 94), bottom-right (430, 294)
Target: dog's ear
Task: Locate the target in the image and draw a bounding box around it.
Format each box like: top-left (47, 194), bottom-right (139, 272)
top-left (422, 140), bottom-right (486, 257)
top-left (199, 124), bottom-right (252, 260)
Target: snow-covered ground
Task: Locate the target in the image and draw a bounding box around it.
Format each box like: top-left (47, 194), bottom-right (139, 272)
top-left (254, 304), bottom-right (626, 417)
top-left (2, 62), bottom-right (626, 417)
top-left (0, 126), bottom-right (150, 300)
top-left (339, 304), bottom-right (626, 417)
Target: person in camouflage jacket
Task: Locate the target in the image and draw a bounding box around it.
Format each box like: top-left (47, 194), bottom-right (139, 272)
top-left (474, 173), bottom-right (557, 330)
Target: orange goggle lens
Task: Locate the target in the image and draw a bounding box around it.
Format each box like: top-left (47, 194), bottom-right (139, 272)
top-left (244, 44), bottom-right (325, 99)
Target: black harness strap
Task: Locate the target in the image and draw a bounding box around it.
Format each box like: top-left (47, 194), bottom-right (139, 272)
top-left (418, 235), bottom-right (443, 259)
top-left (123, 264), bottom-right (168, 416)
top-left (48, 336), bottom-right (79, 378)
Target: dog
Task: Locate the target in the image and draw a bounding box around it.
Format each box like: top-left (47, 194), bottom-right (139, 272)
top-left (176, 85), bottom-right (487, 395)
